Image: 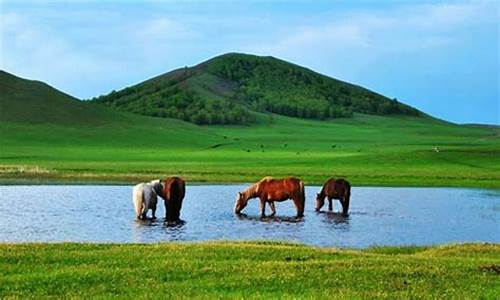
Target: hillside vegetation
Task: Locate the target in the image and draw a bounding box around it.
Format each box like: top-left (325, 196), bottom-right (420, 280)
top-left (0, 70), bottom-right (498, 187)
top-left (92, 53), bottom-right (420, 125)
top-left (0, 242), bottom-right (498, 298)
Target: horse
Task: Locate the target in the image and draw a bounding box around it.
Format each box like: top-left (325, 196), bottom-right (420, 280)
top-left (315, 177), bottom-right (351, 216)
top-left (234, 176), bottom-right (305, 218)
top-left (133, 179), bottom-right (164, 220)
top-left (161, 176), bottom-right (186, 223)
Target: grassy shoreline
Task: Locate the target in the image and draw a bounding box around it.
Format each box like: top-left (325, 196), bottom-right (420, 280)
top-left (0, 242), bottom-right (498, 298)
top-left (0, 173), bottom-right (499, 188)
top-left (2, 113), bottom-right (499, 189)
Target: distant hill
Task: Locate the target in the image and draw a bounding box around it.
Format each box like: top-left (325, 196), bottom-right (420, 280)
top-left (92, 53), bottom-right (420, 125)
top-left (0, 70), bottom-right (120, 125)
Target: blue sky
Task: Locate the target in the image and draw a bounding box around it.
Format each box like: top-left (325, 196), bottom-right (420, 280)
top-left (1, 0), bottom-right (498, 124)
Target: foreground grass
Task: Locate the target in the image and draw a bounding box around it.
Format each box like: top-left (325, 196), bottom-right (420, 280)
top-left (0, 242), bottom-right (498, 298)
top-left (1, 113), bottom-right (499, 187)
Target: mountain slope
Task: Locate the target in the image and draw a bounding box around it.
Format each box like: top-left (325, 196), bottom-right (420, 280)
top-left (0, 70), bottom-right (498, 187)
top-left (0, 70), bottom-right (220, 148)
top-left (92, 53), bottom-right (420, 125)
top-left (0, 70), bottom-right (108, 124)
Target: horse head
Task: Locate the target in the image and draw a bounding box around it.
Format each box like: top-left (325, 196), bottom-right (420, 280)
top-left (150, 179), bottom-right (165, 199)
top-left (315, 192), bottom-right (325, 211)
top-left (234, 192), bottom-right (248, 214)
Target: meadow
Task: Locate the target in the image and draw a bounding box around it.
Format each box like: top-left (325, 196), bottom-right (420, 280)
top-left (0, 242), bottom-right (498, 298)
top-left (1, 111), bottom-right (499, 187)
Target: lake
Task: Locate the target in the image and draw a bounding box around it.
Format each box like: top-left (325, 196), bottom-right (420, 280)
top-left (0, 185), bottom-right (498, 247)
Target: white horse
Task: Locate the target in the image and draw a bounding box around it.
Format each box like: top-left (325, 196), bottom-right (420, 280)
top-left (133, 180), bottom-right (164, 220)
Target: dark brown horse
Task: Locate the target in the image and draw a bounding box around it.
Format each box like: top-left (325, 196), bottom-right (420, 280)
top-left (315, 177), bottom-right (351, 216)
top-left (235, 176), bottom-right (305, 218)
top-left (161, 176), bottom-right (186, 222)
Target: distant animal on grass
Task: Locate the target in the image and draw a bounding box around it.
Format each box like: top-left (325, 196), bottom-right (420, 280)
top-left (315, 178), bottom-right (351, 216)
top-left (235, 176), bottom-right (305, 218)
top-left (133, 179), bottom-right (164, 220)
top-left (162, 176), bottom-right (186, 223)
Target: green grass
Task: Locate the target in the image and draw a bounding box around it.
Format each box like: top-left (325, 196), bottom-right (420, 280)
top-left (1, 111), bottom-right (499, 187)
top-left (2, 68), bottom-right (499, 187)
top-left (0, 242), bottom-right (498, 298)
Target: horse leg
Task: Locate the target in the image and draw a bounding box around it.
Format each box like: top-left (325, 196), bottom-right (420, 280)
top-left (259, 197), bottom-right (266, 217)
top-left (152, 207), bottom-right (157, 219)
top-left (164, 200), bottom-right (169, 220)
top-left (171, 201), bottom-right (181, 222)
top-left (328, 197), bottom-right (333, 211)
top-left (269, 201), bottom-right (276, 217)
top-left (341, 196), bottom-right (350, 216)
top-left (292, 197), bottom-right (304, 218)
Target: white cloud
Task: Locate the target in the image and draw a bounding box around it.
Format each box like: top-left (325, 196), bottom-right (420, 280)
top-left (0, 11), bottom-right (195, 97)
top-left (0, 12), bottom-right (118, 95)
top-left (246, 2), bottom-right (495, 82)
top-left (139, 17), bottom-right (190, 40)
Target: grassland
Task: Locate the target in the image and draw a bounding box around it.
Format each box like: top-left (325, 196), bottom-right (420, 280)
top-left (1, 70), bottom-right (499, 187)
top-left (0, 242), bottom-right (498, 298)
top-left (1, 111), bottom-right (499, 187)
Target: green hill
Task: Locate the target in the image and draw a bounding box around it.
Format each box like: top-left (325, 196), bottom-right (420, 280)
top-left (0, 69), bottom-right (498, 187)
top-left (0, 69), bottom-right (219, 147)
top-left (92, 53), bottom-right (420, 125)
top-left (0, 70), bottom-right (121, 125)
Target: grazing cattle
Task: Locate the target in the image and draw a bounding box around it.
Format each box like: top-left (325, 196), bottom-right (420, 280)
top-left (315, 177), bottom-right (351, 216)
top-left (235, 176), bottom-right (305, 218)
top-left (162, 176), bottom-right (186, 223)
top-left (132, 180), bottom-right (164, 220)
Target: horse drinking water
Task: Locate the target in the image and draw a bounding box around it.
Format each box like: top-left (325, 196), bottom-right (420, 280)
top-left (315, 177), bottom-right (351, 216)
top-left (235, 176), bottom-right (305, 218)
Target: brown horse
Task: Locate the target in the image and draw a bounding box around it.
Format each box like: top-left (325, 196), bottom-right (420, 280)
top-left (235, 176), bottom-right (305, 218)
top-left (161, 176), bottom-right (186, 222)
top-left (315, 177), bottom-right (351, 216)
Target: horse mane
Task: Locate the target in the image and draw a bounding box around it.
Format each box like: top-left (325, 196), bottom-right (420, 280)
top-left (259, 176), bottom-right (273, 182)
top-left (241, 176), bottom-right (272, 200)
top-left (318, 177), bottom-right (335, 199)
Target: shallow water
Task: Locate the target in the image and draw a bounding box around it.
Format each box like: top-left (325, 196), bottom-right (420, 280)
top-left (0, 185), bottom-right (498, 247)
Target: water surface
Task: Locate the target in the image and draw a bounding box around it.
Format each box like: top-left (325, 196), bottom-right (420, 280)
top-left (0, 185), bottom-right (498, 247)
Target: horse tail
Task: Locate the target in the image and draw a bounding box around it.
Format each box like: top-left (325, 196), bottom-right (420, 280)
top-left (166, 178), bottom-right (185, 222)
top-left (342, 181), bottom-right (351, 216)
top-left (298, 180), bottom-right (305, 217)
top-left (132, 184), bottom-right (144, 219)
top-left (170, 180), bottom-right (179, 202)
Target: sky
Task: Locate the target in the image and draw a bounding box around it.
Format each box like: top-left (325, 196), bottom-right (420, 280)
top-left (1, 0), bottom-right (498, 124)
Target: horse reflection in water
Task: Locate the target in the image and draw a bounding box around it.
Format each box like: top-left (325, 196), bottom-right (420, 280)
top-left (236, 213), bottom-right (303, 224)
top-left (131, 216), bottom-right (187, 242)
top-left (321, 211), bottom-right (351, 230)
